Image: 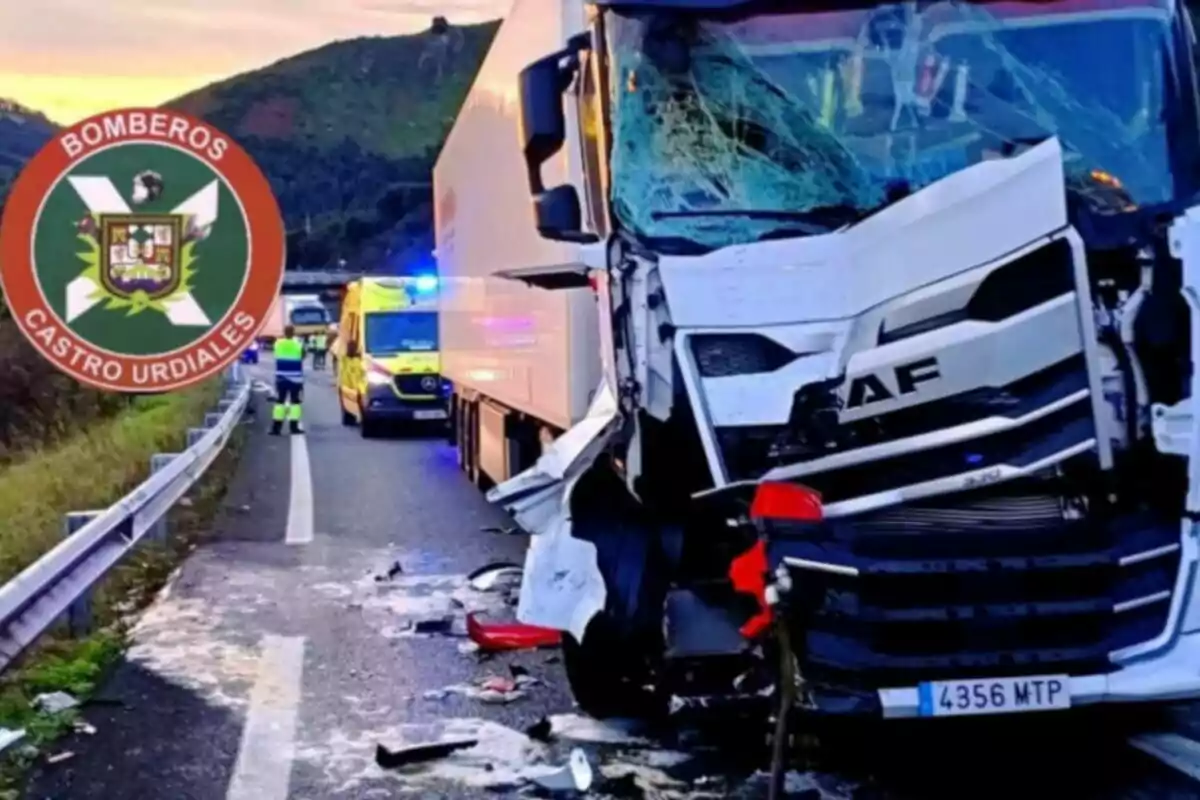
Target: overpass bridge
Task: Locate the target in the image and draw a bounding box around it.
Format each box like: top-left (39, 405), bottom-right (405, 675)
top-left (280, 271), bottom-right (366, 294)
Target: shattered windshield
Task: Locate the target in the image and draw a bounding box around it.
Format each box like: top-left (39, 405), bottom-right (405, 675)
top-left (605, 0), bottom-right (1177, 252)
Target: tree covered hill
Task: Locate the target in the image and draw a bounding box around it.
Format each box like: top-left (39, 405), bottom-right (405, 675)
top-left (169, 16), bottom-right (500, 273)
top-left (0, 100), bottom-right (58, 201)
top-left (0, 17), bottom-right (499, 277)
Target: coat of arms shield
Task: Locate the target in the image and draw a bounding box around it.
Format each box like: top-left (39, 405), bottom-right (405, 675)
top-left (98, 213), bottom-right (184, 301)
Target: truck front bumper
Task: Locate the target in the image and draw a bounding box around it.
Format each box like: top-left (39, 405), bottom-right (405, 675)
top-left (764, 506), bottom-right (1194, 717)
top-left (877, 631), bottom-right (1200, 718)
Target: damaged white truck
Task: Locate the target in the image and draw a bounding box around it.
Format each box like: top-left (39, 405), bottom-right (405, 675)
top-left (439, 0), bottom-right (1200, 728)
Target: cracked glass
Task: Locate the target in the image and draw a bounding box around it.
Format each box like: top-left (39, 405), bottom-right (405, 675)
top-left (604, 0), bottom-right (1177, 253)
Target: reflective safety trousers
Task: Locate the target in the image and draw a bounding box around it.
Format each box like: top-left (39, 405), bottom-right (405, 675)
top-left (273, 338), bottom-right (304, 423)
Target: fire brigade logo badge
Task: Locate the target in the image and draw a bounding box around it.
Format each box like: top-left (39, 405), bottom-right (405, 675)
top-left (0, 108), bottom-right (285, 392)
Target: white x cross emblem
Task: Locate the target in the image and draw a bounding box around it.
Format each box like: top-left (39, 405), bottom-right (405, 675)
top-left (65, 176), bottom-right (220, 326)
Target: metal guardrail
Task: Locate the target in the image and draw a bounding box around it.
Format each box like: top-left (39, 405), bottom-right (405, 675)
top-left (0, 370), bottom-right (252, 673)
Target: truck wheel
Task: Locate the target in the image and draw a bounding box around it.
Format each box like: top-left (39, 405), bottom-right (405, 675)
top-left (562, 615), bottom-right (664, 720)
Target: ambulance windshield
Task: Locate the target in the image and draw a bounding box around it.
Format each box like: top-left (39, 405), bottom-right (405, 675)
top-left (365, 311), bottom-right (438, 354)
top-left (604, 0), bottom-right (1179, 252)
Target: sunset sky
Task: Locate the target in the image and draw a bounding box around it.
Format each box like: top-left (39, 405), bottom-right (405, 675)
top-left (0, 0), bottom-right (509, 125)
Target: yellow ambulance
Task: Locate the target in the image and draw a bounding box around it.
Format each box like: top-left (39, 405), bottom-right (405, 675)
top-left (336, 276), bottom-right (447, 437)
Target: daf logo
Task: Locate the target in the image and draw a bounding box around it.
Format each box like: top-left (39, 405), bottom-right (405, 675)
top-left (421, 376), bottom-right (439, 392)
top-left (845, 356), bottom-right (942, 409)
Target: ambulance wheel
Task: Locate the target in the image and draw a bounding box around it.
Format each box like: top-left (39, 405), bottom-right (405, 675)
top-left (360, 406), bottom-right (380, 439)
top-left (562, 615), bottom-right (664, 720)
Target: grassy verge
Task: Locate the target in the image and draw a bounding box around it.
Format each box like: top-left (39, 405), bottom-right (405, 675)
top-left (0, 384), bottom-right (219, 583)
top-left (0, 379), bottom-right (248, 793)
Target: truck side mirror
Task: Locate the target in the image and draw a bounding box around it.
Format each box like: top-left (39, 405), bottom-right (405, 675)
top-left (518, 33), bottom-right (598, 245)
top-left (534, 185), bottom-right (596, 243)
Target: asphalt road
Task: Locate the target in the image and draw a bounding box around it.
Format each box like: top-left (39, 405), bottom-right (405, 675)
top-left (20, 361), bottom-right (1200, 799)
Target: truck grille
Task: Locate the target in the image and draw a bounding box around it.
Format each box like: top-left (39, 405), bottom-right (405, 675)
top-left (717, 354), bottom-right (1091, 488)
top-left (393, 373), bottom-right (441, 397)
top-left (710, 237), bottom-right (1097, 509)
top-left (766, 498), bottom-right (1181, 713)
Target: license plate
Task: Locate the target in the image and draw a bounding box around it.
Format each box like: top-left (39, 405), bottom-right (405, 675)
top-left (917, 674), bottom-right (1070, 717)
top-left (413, 410), bottom-right (447, 420)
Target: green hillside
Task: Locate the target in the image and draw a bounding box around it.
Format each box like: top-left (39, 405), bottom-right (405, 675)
top-left (172, 19), bottom-right (497, 160)
top-left (169, 16), bottom-right (499, 273)
top-left (0, 100), bottom-right (59, 203)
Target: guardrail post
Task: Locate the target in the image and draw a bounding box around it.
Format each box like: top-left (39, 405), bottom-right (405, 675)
top-left (204, 412), bottom-right (222, 429)
top-left (187, 428), bottom-right (207, 448)
top-left (148, 454), bottom-right (178, 542)
top-left (217, 399), bottom-right (235, 413)
top-left (61, 513), bottom-right (97, 636)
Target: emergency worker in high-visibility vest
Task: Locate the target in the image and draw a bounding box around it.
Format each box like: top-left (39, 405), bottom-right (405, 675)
top-left (311, 330), bottom-right (328, 371)
top-left (271, 325), bottom-right (305, 435)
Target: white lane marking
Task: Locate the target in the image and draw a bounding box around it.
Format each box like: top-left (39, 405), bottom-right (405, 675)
top-left (226, 635), bottom-right (306, 800)
top-left (1129, 732), bottom-right (1200, 782)
top-left (287, 434), bottom-right (314, 545)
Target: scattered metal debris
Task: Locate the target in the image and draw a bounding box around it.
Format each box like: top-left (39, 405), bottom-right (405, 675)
top-left (72, 720), bottom-right (97, 736)
top-left (413, 617), bottom-right (454, 635)
top-left (529, 747), bottom-right (594, 793)
top-left (33, 691), bottom-right (79, 714)
top-left (525, 716), bottom-right (553, 742)
top-left (375, 737), bottom-right (479, 769)
top-left (480, 525), bottom-right (521, 536)
top-left (375, 561), bottom-right (404, 582)
top-left (546, 714), bottom-right (648, 746)
top-left (0, 728), bottom-right (25, 754)
top-left (466, 562), bottom-right (524, 592)
top-left (46, 751), bottom-right (75, 765)
top-left (423, 674), bottom-right (529, 705)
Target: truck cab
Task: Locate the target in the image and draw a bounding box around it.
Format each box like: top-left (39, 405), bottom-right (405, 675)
top-left (287, 296), bottom-right (332, 340)
top-left (336, 276), bottom-right (448, 437)
top-left (488, 0), bottom-right (1200, 723)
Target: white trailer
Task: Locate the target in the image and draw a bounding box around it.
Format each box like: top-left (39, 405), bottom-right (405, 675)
top-left (435, 0), bottom-right (601, 488)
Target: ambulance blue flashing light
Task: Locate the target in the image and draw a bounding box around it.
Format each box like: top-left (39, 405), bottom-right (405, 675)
top-left (415, 275), bottom-right (438, 292)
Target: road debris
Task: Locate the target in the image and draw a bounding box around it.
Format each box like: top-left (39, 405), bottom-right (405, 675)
top-left (46, 751), bottom-right (75, 765)
top-left (546, 714), bottom-right (647, 746)
top-left (0, 727), bottom-right (25, 754)
top-left (423, 674), bottom-right (530, 704)
top-left (529, 747), bottom-right (593, 793)
top-left (33, 691), bottom-right (79, 714)
top-left (525, 716), bottom-right (553, 742)
top-left (375, 561), bottom-right (404, 582)
top-left (466, 612), bottom-right (561, 651)
top-left (72, 719), bottom-right (97, 736)
top-left (480, 525), bottom-right (521, 536)
top-left (466, 562), bottom-right (524, 592)
top-left (375, 737), bottom-right (479, 769)
top-left (412, 617), bottom-right (454, 635)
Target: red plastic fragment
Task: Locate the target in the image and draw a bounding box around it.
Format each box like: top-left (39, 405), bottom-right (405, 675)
top-left (729, 539), bottom-right (773, 638)
top-left (466, 613), bottom-right (563, 651)
top-left (749, 482), bottom-right (823, 522)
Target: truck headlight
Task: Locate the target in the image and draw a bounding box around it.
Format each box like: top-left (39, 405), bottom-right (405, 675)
top-left (366, 370), bottom-right (392, 386)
